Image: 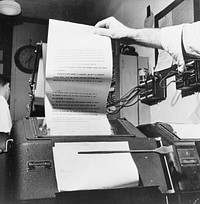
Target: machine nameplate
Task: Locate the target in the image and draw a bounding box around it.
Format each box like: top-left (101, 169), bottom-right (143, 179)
top-left (27, 160), bottom-right (52, 171)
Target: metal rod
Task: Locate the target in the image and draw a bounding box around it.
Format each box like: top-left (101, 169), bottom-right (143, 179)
top-left (78, 146), bottom-right (173, 155)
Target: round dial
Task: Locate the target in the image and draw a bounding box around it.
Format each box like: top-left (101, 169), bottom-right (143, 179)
top-left (14, 45), bottom-right (36, 74)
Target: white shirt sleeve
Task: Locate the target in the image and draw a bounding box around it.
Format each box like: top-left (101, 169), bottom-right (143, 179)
top-left (161, 21), bottom-right (200, 72)
top-left (0, 96), bottom-right (12, 133)
top-left (182, 21), bottom-right (200, 58)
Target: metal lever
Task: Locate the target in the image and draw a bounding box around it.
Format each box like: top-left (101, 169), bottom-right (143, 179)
top-left (0, 139), bottom-right (13, 154)
top-left (78, 145), bottom-right (173, 155)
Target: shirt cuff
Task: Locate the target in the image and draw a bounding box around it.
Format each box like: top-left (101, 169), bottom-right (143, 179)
top-left (161, 24), bottom-right (185, 72)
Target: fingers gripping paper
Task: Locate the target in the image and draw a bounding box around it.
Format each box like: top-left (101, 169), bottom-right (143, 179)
top-left (53, 142), bottom-right (139, 191)
top-left (45, 19), bottom-right (113, 135)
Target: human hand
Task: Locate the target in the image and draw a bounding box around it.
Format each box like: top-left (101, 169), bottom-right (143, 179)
top-left (94, 17), bottom-right (131, 41)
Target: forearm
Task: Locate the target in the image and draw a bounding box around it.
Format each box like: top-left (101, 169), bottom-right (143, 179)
top-left (94, 16), bottom-right (200, 72)
top-left (127, 28), bottom-right (163, 49)
top-left (127, 25), bottom-right (185, 72)
top-left (94, 16), bottom-right (163, 49)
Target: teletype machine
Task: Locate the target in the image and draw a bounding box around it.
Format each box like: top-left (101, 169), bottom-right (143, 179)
top-left (6, 42), bottom-right (172, 204)
top-left (4, 38), bottom-right (200, 204)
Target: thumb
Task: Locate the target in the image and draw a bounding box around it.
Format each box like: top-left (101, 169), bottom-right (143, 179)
top-left (93, 28), bottom-right (112, 38)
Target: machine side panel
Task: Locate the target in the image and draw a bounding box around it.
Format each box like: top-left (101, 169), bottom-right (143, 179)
top-left (9, 141), bottom-right (57, 200)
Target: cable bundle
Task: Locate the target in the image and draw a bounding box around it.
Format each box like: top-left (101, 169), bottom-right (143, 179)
top-left (107, 86), bottom-right (140, 114)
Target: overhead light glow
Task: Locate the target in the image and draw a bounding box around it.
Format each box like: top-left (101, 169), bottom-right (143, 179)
top-left (0, 0), bottom-right (21, 16)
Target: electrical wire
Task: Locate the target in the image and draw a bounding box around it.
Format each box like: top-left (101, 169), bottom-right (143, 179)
top-left (107, 69), bottom-right (180, 114)
top-left (159, 70), bottom-right (177, 88)
top-left (106, 86), bottom-right (140, 114)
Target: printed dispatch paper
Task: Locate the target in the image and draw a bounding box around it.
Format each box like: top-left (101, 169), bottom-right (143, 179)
top-left (45, 19), bottom-right (113, 135)
top-left (53, 141), bottom-right (139, 191)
